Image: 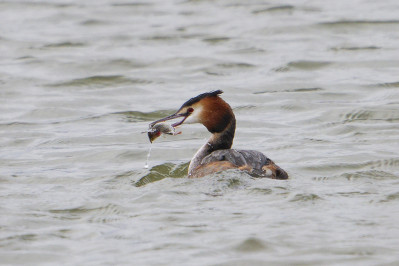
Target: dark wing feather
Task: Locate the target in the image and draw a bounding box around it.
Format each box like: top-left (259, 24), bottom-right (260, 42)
top-left (200, 149), bottom-right (272, 176)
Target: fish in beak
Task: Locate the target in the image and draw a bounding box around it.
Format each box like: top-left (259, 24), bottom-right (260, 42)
top-left (147, 123), bottom-right (180, 143)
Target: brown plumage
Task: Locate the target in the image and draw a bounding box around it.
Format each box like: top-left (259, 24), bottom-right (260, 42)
top-left (149, 90), bottom-right (288, 179)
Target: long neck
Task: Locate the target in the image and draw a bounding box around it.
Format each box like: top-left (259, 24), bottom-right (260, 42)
top-left (188, 117), bottom-right (236, 176)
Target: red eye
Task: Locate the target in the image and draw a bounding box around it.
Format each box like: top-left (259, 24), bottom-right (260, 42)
top-left (187, 107), bottom-right (194, 113)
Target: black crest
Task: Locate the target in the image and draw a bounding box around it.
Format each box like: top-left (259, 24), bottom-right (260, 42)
top-left (181, 90), bottom-right (223, 108)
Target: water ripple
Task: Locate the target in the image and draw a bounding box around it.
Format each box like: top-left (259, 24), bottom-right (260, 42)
top-left (252, 5), bottom-right (295, 14)
top-left (134, 162), bottom-right (189, 187)
top-left (331, 46), bottom-right (380, 51)
top-left (274, 61), bottom-right (331, 72)
top-left (289, 193), bottom-right (323, 202)
top-left (49, 203), bottom-right (125, 223)
top-left (374, 81), bottom-right (399, 88)
top-left (42, 42), bottom-right (86, 48)
top-left (339, 170), bottom-right (398, 181)
top-left (342, 108), bottom-right (399, 122)
top-left (234, 237), bottom-right (269, 252)
top-left (380, 192), bottom-right (399, 203)
top-left (319, 20), bottom-right (399, 27)
top-left (48, 75), bottom-right (150, 88)
top-left (304, 158), bottom-right (399, 178)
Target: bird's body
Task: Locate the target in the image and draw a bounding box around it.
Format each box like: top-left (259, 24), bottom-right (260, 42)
top-left (149, 90), bottom-right (288, 179)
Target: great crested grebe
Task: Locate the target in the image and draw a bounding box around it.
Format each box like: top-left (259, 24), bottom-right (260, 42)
top-left (149, 90), bottom-right (288, 179)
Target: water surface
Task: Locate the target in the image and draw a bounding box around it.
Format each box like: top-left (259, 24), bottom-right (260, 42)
top-left (1, 0), bottom-right (399, 265)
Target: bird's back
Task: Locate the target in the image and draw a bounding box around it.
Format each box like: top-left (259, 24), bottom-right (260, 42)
top-left (194, 149), bottom-right (288, 179)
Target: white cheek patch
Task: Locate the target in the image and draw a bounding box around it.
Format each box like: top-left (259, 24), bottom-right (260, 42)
top-left (184, 106), bottom-right (202, 124)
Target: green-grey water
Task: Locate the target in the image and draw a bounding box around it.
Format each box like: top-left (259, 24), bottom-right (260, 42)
top-left (1, 0), bottom-right (399, 265)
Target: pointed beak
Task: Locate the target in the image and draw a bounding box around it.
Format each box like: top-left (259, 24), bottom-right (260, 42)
top-left (149, 112), bottom-right (189, 129)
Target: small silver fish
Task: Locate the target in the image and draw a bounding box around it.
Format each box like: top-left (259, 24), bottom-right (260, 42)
top-left (147, 123), bottom-right (180, 143)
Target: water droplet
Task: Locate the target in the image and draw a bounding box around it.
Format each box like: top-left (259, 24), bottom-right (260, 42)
top-left (144, 144), bottom-right (152, 169)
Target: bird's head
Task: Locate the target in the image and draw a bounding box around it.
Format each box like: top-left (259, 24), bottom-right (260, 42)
top-left (149, 90), bottom-right (234, 133)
